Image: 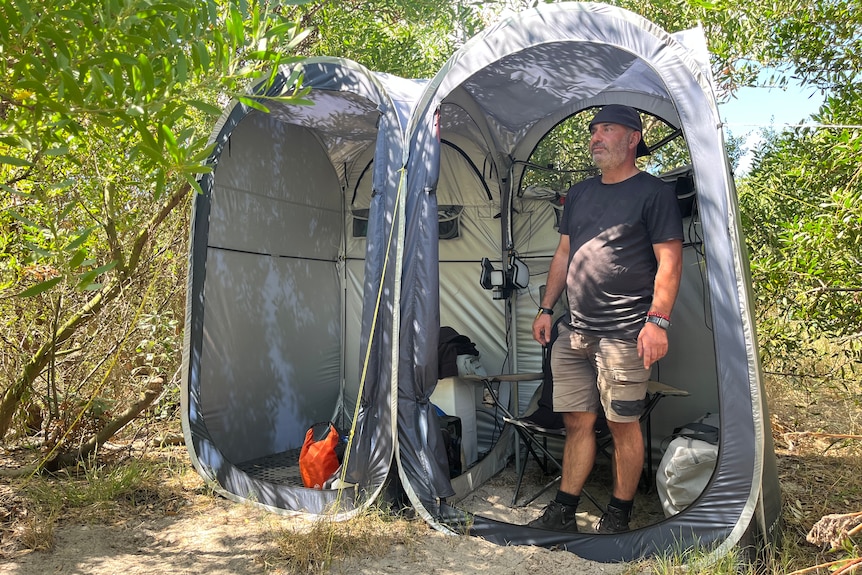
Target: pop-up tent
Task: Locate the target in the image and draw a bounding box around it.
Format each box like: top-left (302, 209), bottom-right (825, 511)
top-left (181, 1), bottom-right (781, 563)
top-left (396, 2), bottom-right (781, 562)
top-left (181, 58), bottom-right (421, 516)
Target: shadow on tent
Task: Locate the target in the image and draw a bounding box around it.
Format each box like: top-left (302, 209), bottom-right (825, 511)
top-left (181, 2), bottom-right (782, 564)
top-left (181, 59), bottom-right (423, 517)
top-left (396, 3), bottom-right (781, 563)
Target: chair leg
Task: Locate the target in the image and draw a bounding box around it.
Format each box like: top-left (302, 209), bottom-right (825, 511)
top-left (510, 426), bottom-right (604, 513)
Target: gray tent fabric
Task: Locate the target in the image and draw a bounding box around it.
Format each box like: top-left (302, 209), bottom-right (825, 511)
top-left (395, 2), bottom-right (780, 562)
top-left (181, 58), bottom-right (420, 516)
top-left (181, 2), bottom-right (782, 563)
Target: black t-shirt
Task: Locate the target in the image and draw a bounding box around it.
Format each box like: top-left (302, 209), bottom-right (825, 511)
top-left (559, 171), bottom-right (683, 339)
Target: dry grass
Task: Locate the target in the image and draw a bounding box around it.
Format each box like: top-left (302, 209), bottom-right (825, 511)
top-left (1, 369), bottom-right (860, 573)
top-left (263, 507), bottom-right (426, 574)
top-left (763, 372), bottom-right (862, 574)
top-left (0, 443), bottom-right (208, 558)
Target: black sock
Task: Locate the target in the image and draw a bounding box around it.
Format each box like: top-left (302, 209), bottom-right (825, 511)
top-left (554, 490), bottom-right (581, 508)
top-left (608, 496), bottom-right (633, 514)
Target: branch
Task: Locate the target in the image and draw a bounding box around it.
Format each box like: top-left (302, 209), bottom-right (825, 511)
top-left (40, 377), bottom-right (164, 472)
top-left (782, 432), bottom-right (862, 440)
top-left (0, 183), bottom-right (191, 438)
top-left (786, 557), bottom-right (862, 575)
top-left (803, 286), bottom-right (862, 296)
top-left (124, 183), bottom-right (190, 274)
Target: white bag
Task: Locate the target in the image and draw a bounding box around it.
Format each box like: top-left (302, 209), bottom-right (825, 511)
top-left (656, 413), bottom-right (719, 517)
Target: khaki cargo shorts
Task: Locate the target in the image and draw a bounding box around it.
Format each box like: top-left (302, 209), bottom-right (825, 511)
top-left (550, 323), bottom-right (650, 423)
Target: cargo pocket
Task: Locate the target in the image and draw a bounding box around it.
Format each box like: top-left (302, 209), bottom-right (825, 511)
top-left (608, 367), bottom-right (649, 417)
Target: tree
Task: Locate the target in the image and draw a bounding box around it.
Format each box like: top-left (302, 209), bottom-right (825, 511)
top-left (0, 0), bottom-right (312, 461)
top-left (0, 0), bottom-right (479, 467)
top-left (738, 93), bottom-right (862, 382)
top-left (289, 0), bottom-right (484, 77)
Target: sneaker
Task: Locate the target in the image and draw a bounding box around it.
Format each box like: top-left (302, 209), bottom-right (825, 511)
top-left (527, 500), bottom-right (579, 532)
top-left (595, 504), bottom-right (631, 533)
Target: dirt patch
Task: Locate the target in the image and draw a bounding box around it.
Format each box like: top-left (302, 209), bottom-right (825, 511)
top-left (0, 446), bottom-right (642, 575)
top-left (0, 497), bottom-right (638, 575)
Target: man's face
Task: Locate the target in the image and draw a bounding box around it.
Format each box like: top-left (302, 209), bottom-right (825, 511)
top-left (589, 122), bottom-right (636, 170)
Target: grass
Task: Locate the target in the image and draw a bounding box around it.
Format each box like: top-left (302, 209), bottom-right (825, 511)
top-left (264, 506), bottom-right (425, 574)
top-left (1, 367), bottom-right (860, 573)
top-left (1, 447), bottom-right (194, 556)
top-left (625, 369), bottom-right (862, 575)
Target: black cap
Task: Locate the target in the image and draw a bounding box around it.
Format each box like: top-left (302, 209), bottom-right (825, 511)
top-left (589, 105), bottom-right (650, 157)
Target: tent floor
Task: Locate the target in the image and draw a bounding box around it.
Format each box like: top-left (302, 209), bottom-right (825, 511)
top-left (456, 457), bottom-right (667, 532)
top-left (236, 448), bottom-right (304, 486)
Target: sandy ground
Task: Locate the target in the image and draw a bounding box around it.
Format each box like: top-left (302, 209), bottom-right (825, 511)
top-left (1, 458), bottom-right (651, 575)
top-left (0, 498), bottom-right (641, 575)
top-left (0, 509), bottom-right (637, 575)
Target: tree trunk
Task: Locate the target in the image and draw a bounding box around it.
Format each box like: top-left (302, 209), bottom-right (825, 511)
top-left (0, 186), bottom-right (188, 439)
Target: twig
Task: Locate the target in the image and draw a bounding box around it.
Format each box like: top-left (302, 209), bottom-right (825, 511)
top-left (786, 557), bottom-right (861, 575)
top-left (40, 377), bottom-right (164, 471)
top-left (834, 558), bottom-right (861, 575)
top-left (782, 432), bottom-right (862, 440)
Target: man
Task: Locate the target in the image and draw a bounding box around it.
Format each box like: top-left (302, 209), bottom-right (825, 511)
top-left (528, 105), bottom-right (683, 533)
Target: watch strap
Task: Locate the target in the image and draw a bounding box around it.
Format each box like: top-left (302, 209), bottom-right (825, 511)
top-left (535, 307), bottom-right (554, 320)
top-left (645, 315), bottom-right (670, 329)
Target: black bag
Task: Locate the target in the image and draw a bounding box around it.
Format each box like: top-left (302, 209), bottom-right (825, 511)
top-left (438, 415), bottom-right (462, 478)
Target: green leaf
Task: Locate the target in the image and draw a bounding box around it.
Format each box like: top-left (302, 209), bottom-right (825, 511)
top-left (155, 171), bottom-right (165, 201)
top-left (186, 99), bottom-right (223, 117)
top-left (64, 228), bottom-right (93, 252)
top-left (159, 124), bottom-right (179, 161)
top-left (265, 22), bottom-right (296, 39)
top-left (17, 276), bottom-right (63, 298)
top-left (44, 146), bottom-right (69, 157)
top-left (192, 41), bottom-right (210, 71)
top-left (39, 25), bottom-right (73, 63)
top-left (189, 141), bottom-right (217, 163)
top-left (134, 143), bottom-right (167, 167)
top-left (69, 248), bottom-right (88, 269)
top-left (237, 95), bottom-right (269, 113)
top-left (59, 70), bottom-right (84, 104)
top-left (49, 178), bottom-right (76, 190)
top-left (6, 210), bottom-right (41, 229)
top-left (0, 185), bottom-right (32, 197)
top-left (0, 154), bottom-right (32, 167)
top-left (282, 28), bottom-right (313, 52)
top-left (227, 7), bottom-right (244, 48)
top-left (205, 0), bottom-right (217, 25)
top-left (175, 52), bottom-right (188, 83)
top-left (76, 261), bottom-right (118, 288)
top-left (138, 53), bottom-right (155, 93)
top-left (184, 172), bottom-right (204, 195)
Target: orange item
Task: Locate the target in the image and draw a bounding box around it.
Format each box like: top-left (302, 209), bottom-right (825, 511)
top-left (299, 422), bottom-right (341, 489)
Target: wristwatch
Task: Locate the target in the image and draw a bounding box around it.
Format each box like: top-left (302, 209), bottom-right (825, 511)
top-left (535, 306), bottom-right (554, 320)
top-left (645, 315), bottom-right (670, 329)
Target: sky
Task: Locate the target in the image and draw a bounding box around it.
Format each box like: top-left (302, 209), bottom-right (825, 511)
top-left (717, 78), bottom-right (824, 172)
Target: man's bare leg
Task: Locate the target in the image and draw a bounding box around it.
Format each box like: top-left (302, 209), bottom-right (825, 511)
top-left (560, 411), bottom-right (598, 496)
top-left (606, 419), bottom-right (644, 499)
top-left (594, 419), bottom-right (643, 533)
